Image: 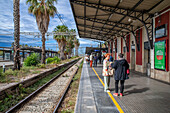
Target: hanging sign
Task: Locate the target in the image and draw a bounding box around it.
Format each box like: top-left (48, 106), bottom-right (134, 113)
top-left (155, 24), bottom-right (167, 39)
top-left (154, 41), bottom-right (166, 70)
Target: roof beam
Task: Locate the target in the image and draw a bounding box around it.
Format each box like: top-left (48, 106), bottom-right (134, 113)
top-left (76, 16), bottom-right (132, 31)
top-left (71, 0), bottom-right (152, 15)
top-left (146, 0), bottom-right (164, 12)
top-left (108, 0), bottom-right (144, 37)
top-left (78, 24), bottom-right (129, 34)
top-left (79, 30), bottom-right (112, 37)
top-left (90, 0), bottom-right (101, 38)
top-left (79, 29), bottom-right (121, 41)
top-left (84, 0), bottom-right (86, 36)
top-left (79, 35), bottom-right (107, 41)
top-left (76, 16), bottom-right (133, 27)
top-left (86, 13), bottom-right (112, 18)
top-left (72, 0), bottom-right (158, 49)
top-left (96, 0), bottom-right (121, 39)
top-left (80, 33), bottom-right (108, 40)
top-left (69, 0), bottom-right (81, 37)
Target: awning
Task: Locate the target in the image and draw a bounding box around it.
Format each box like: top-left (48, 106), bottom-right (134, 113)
top-left (70, 0), bottom-right (170, 49)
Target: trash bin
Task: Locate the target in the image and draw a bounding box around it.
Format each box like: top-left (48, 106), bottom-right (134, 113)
top-left (146, 63), bottom-right (151, 76)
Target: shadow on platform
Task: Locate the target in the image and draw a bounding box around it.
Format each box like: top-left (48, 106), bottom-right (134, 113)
top-left (124, 87), bottom-right (150, 95)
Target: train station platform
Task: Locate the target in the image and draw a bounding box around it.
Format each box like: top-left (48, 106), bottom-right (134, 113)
top-left (75, 60), bottom-right (170, 113)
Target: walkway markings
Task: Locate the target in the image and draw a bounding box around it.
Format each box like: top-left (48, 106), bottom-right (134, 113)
top-left (92, 67), bottom-right (124, 113)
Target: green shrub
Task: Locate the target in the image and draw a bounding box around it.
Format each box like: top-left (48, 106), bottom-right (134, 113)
top-left (38, 64), bottom-right (46, 68)
top-left (46, 57), bottom-right (53, 64)
top-left (21, 66), bottom-right (30, 73)
top-left (3, 69), bottom-right (18, 76)
top-left (46, 56), bottom-right (61, 64)
top-left (0, 68), bottom-right (3, 76)
top-left (71, 56), bottom-right (78, 59)
top-left (24, 53), bottom-right (40, 66)
top-left (32, 70), bottom-right (41, 74)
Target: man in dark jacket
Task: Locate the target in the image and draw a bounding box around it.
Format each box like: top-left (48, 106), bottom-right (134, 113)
top-left (111, 53), bottom-right (129, 96)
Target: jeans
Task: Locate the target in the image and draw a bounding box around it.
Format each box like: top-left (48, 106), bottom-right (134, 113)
top-left (104, 76), bottom-right (110, 91)
top-left (94, 60), bottom-right (97, 66)
top-left (115, 80), bottom-right (125, 93)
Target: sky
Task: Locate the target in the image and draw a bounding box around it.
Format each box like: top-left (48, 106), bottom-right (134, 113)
top-left (0, 0), bottom-right (99, 55)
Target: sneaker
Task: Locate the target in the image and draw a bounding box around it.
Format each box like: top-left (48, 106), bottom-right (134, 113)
top-left (120, 93), bottom-right (123, 96)
top-left (113, 93), bottom-right (118, 96)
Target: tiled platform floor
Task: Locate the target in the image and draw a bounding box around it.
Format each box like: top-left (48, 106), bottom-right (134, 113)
top-left (75, 60), bottom-right (170, 113)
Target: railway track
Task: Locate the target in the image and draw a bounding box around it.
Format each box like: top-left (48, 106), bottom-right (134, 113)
top-left (5, 58), bottom-right (83, 113)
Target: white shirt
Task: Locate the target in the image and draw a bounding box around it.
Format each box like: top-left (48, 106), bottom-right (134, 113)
top-left (84, 56), bottom-right (88, 63)
top-left (90, 55), bottom-right (93, 61)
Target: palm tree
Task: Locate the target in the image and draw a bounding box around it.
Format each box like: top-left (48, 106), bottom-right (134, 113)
top-left (74, 38), bottom-right (80, 56)
top-left (25, 44), bottom-right (28, 47)
top-left (66, 38), bottom-right (74, 58)
top-left (13, 0), bottom-right (21, 70)
top-left (66, 29), bottom-right (75, 57)
top-left (53, 25), bottom-right (68, 60)
top-left (26, 0), bottom-right (57, 64)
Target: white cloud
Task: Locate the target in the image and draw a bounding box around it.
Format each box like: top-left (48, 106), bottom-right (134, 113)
top-left (0, 0), bottom-right (99, 53)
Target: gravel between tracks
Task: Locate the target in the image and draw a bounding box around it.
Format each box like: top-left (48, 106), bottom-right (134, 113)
top-left (16, 59), bottom-right (83, 113)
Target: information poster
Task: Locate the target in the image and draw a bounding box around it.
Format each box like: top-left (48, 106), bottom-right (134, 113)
top-left (154, 41), bottom-right (166, 70)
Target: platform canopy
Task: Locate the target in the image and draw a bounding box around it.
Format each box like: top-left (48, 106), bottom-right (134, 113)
top-left (70, 0), bottom-right (169, 48)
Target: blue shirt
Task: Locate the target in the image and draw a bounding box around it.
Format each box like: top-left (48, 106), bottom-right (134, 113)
top-left (109, 56), bottom-right (113, 62)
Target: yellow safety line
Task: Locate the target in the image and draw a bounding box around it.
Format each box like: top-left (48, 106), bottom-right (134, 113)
top-left (92, 67), bottom-right (124, 113)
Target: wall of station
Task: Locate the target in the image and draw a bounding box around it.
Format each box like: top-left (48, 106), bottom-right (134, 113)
top-left (150, 8), bottom-right (170, 83)
top-left (109, 7), bottom-right (170, 83)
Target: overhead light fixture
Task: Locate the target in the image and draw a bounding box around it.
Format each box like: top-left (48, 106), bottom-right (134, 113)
top-left (128, 18), bottom-right (132, 22)
top-left (108, 14), bottom-right (113, 20)
top-left (154, 12), bottom-right (158, 16)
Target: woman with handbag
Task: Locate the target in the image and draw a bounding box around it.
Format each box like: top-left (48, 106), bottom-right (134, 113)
top-left (103, 53), bottom-right (111, 92)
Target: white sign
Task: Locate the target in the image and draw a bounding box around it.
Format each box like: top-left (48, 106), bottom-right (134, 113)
top-left (5, 53), bottom-right (10, 60)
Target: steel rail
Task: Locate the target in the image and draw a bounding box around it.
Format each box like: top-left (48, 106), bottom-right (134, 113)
top-left (53, 62), bottom-right (80, 113)
top-left (5, 59), bottom-right (80, 113)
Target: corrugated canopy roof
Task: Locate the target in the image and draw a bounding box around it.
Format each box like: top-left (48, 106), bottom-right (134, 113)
top-left (70, 0), bottom-right (170, 42)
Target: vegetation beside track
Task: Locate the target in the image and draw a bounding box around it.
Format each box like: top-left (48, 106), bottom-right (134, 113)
top-left (0, 57), bottom-right (79, 83)
top-left (0, 66), bottom-right (67, 112)
top-left (58, 60), bottom-right (83, 113)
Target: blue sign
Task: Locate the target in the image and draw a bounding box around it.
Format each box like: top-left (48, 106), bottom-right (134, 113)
top-left (94, 50), bottom-right (100, 52)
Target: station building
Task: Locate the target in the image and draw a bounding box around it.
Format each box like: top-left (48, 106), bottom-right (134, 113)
top-left (70, 0), bottom-right (170, 83)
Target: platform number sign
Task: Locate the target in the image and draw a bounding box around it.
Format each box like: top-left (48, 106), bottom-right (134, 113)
top-left (154, 41), bottom-right (166, 70)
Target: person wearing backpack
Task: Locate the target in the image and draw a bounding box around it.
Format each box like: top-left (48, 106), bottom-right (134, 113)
top-left (111, 53), bottom-right (129, 96)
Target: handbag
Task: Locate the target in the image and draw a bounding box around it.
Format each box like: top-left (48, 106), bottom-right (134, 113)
top-left (108, 67), bottom-right (114, 77)
top-left (125, 69), bottom-right (130, 79)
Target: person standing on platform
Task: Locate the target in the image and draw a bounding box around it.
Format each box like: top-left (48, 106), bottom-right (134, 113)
top-left (90, 53), bottom-right (93, 67)
top-left (103, 53), bottom-right (111, 92)
top-left (98, 54), bottom-right (101, 64)
top-left (94, 54), bottom-right (98, 67)
top-left (111, 53), bottom-right (129, 96)
top-left (102, 55), bottom-right (105, 63)
top-left (85, 54), bottom-right (88, 63)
